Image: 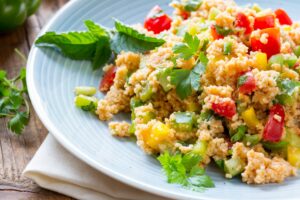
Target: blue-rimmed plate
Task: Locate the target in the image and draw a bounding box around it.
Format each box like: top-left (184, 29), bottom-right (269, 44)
top-left (27, 0), bottom-right (300, 199)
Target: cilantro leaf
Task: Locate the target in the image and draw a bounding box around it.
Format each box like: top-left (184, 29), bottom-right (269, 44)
top-left (8, 112), bottom-right (29, 135)
top-left (0, 68), bottom-right (30, 135)
top-left (173, 32), bottom-right (200, 60)
top-left (158, 151), bottom-right (214, 191)
top-left (35, 31), bottom-right (98, 60)
top-left (111, 19), bottom-right (165, 54)
top-left (188, 174), bottom-right (215, 188)
top-left (183, 0), bottom-right (203, 12)
top-left (170, 59), bottom-right (206, 99)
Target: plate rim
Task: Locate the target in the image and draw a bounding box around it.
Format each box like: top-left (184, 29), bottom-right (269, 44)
top-left (26, 0), bottom-right (215, 199)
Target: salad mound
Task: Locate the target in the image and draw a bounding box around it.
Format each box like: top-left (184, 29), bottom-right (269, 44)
top-left (36, 0), bottom-right (300, 191)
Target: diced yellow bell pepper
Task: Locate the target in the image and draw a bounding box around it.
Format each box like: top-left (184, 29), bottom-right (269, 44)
top-left (288, 146), bottom-right (300, 168)
top-left (254, 52), bottom-right (268, 70)
top-left (144, 122), bottom-right (171, 150)
top-left (241, 107), bottom-right (260, 128)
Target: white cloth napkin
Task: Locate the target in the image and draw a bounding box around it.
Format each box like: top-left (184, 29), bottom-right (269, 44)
top-left (23, 134), bottom-right (171, 200)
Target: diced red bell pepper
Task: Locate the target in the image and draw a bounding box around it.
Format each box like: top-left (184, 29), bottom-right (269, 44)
top-left (238, 71), bottom-right (256, 94)
top-left (210, 24), bottom-right (224, 40)
top-left (212, 100), bottom-right (236, 119)
top-left (263, 104), bottom-right (285, 142)
top-left (144, 5), bottom-right (172, 34)
top-left (250, 27), bottom-right (281, 58)
top-left (180, 10), bottom-right (190, 20)
top-left (99, 66), bottom-right (117, 92)
top-left (235, 12), bottom-right (253, 34)
top-left (254, 14), bottom-right (275, 30)
top-left (275, 9), bottom-right (293, 25)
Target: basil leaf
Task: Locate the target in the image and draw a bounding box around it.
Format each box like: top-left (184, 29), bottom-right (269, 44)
top-left (35, 31), bottom-right (98, 60)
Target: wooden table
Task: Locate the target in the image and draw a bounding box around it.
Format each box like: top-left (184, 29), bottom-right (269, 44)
top-left (0, 1), bottom-right (72, 199)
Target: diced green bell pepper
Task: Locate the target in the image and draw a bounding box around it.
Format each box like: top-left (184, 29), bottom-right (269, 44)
top-left (224, 157), bottom-right (245, 177)
top-left (170, 111), bottom-right (196, 132)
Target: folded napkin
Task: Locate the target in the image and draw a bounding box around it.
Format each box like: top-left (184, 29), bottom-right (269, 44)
top-left (23, 134), bottom-right (171, 200)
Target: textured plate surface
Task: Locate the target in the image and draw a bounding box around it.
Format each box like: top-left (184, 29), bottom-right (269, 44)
top-left (27, 0), bottom-right (300, 199)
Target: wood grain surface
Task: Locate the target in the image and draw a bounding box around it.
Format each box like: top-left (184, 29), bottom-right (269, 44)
top-left (0, 1), bottom-right (72, 199)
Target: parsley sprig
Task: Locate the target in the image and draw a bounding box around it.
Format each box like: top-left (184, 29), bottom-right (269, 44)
top-left (158, 151), bottom-right (214, 191)
top-left (0, 68), bottom-right (30, 135)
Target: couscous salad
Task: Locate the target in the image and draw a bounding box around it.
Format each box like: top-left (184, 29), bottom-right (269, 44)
top-left (36, 0), bottom-right (300, 191)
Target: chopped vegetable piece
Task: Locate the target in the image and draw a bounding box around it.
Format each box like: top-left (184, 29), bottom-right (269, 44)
top-left (241, 107), bottom-right (260, 128)
top-left (75, 86), bottom-right (97, 96)
top-left (253, 14), bottom-right (275, 30)
top-left (210, 25), bottom-right (224, 40)
top-left (254, 52), bottom-right (268, 70)
top-left (192, 140), bottom-right (207, 157)
top-left (212, 100), bottom-right (236, 119)
top-left (287, 146), bottom-right (300, 168)
top-left (238, 71), bottom-right (256, 94)
top-left (231, 125), bottom-right (247, 142)
top-left (180, 10), bottom-right (190, 20)
top-left (140, 82), bottom-right (153, 102)
top-left (130, 98), bottom-right (144, 110)
top-left (275, 9), bottom-right (292, 25)
top-left (157, 68), bottom-right (173, 92)
top-left (99, 66), bottom-right (116, 92)
top-left (250, 28), bottom-right (281, 58)
top-left (276, 94), bottom-right (294, 106)
top-left (243, 134), bottom-right (261, 146)
top-left (293, 46), bottom-right (300, 57)
top-left (235, 12), bottom-right (252, 34)
top-left (223, 41), bottom-right (232, 55)
top-left (74, 95), bottom-right (98, 112)
top-left (263, 104), bottom-right (285, 142)
top-left (224, 157), bottom-right (245, 177)
top-left (285, 55), bottom-right (297, 68)
top-left (200, 110), bottom-right (214, 121)
top-left (263, 141), bottom-right (288, 150)
top-left (268, 54), bottom-right (284, 66)
top-left (285, 129), bottom-right (300, 148)
top-left (171, 112), bottom-right (196, 131)
top-left (183, 0), bottom-right (203, 12)
top-left (208, 8), bottom-right (220, 20)
top-left (144, 5), bottom-right (172, 34)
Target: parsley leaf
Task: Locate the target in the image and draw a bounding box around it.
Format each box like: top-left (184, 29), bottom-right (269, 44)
top-left (231, 125), bottom-right (247, 142)
top-left (237, 74), bottom-right (248, 87)
top-left (0, 67), bottom-right (30, 135)
top-left (183, 0), bottom-right (203, 12)
top-left (170, 60), bottom-right (206, 99)
top-left (158, 151), bottom-right (214, 191)
top-left (173, 32), bottom-right (200, 60)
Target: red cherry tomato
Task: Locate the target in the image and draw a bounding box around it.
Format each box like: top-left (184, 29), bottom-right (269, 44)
top-left (99, 66), bottom-right (117, 92)
top-left (254, 14), bottom-right (275, 30)
top-left (263, 104), bottom-right (285, 142)
top-left (212, 100), bottom-right (236, 119)
top-left (250, 27), bottom-right (281, 58)
top-left (238, 71), bottom-right (256, 94)
top-left (210, 24), bottom-right (224, 40)
top-left (144, 5), bottom-right (172, 34)
top-left (235, 12), bottom-right (252, 34)
top-left (275, 9), bottom-right (293, 25)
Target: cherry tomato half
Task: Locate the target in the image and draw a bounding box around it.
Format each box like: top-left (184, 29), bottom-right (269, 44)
top-left (254, 14), bottom-right (275, 30)
top-left (275, 9), bottom-right (293, 25)
top-left (250, 27), bottom-right (281, 58)
top-left (99, 66), bottom-right (117, 92)
top-left (212, 100), bottom-right (236, 119)
top-left (144, 5), bottom-right (172, 34)
top-left (263, 104), bottom-right (285, 142)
